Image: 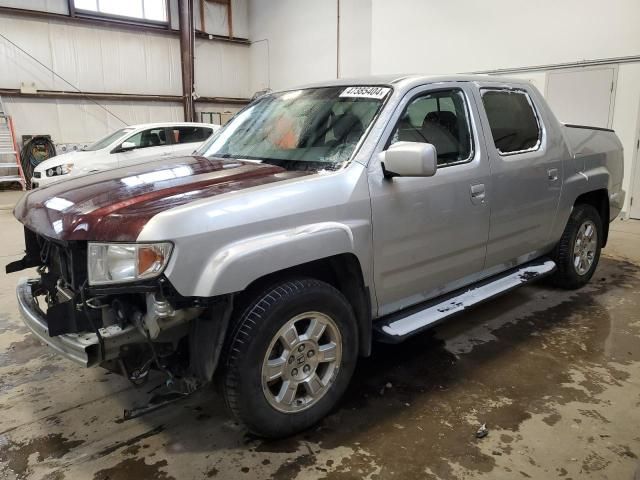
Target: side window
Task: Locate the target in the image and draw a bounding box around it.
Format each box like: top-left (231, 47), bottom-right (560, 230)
top-left (170, 127), bottom-right (213, 144)
top-left (481, 89), bottom-right (541, 154)
top-left (123, 128), bottom-right (168, 150)
top-left (390, 89), bottom-right (473, 165)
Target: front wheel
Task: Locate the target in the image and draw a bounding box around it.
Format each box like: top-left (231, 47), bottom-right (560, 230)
top-left (221, 278), bottom-right (358, 438)
top-left (550, 204), bottom-right (603, 289)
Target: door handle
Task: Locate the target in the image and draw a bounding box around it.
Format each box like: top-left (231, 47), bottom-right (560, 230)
top-left (547, 168), bottom-right (559, 181)
top-left (470, 183), bottom-right (486, 204)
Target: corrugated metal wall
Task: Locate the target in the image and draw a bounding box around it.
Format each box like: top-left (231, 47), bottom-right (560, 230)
top-left (0, 17), bottom-right (183, 95)
top-left (3, 97), bottom-right (183, 145)
top-left (0, 0), bottom-right (249, 144)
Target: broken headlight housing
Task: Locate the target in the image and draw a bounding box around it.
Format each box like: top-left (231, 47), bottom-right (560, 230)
top-left (87, 242), bottom-right (173, 285)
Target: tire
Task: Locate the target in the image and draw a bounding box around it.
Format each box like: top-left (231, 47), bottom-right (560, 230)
top-left (550, 203), bottom-right (603, 289)
top-left (221, 278), bottom-right (358, 438)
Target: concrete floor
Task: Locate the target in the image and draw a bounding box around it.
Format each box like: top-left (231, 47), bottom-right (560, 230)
top-left (0, 193), bottom-right (639, 479)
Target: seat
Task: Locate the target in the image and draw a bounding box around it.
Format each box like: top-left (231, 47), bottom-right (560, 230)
top-left (421, 112), bottom-right (460, 162)
top-left (141, 132), bottom-right (161, 147)
top-left (425, 111), bottom-right (459, 137)
top-left (396, 117), bottom-right (428, 143)
top-left (331, 113), bottom-right (364, 145)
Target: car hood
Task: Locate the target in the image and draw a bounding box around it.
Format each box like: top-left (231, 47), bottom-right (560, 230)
top-left (15, 155), bottom-right (313, 241)
top-left (34, 151), bottom-right (100, 172)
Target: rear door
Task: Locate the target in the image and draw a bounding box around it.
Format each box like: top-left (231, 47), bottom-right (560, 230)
top-left (369, 83), bottom-right (491, 315)
top-left (168, 126), bottom-right (215, 155)
top-left (473, 83), bottom-right (562, 268)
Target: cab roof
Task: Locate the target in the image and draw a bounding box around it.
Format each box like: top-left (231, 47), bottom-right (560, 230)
top-left (288, 74), bottom-right (533, 92)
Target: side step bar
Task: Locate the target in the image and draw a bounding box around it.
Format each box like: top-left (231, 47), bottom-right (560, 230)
top-left (374, 259), bottom-right (556, 343)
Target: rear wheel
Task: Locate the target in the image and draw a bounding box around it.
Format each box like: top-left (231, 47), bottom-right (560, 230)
top-left (550, 204), bottom-right (602, 289)
top-left (222, 278), bottom-right (358, 438)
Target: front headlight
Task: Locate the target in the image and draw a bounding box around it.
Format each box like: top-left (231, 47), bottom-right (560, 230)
top-left (87, 242), bottom-right (173, 285)
top-left (46, 163), bottom-right (73, 177)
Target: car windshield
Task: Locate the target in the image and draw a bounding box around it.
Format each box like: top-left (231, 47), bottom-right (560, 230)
top-left (83, 128), bottom-right (135, 151)
top-left (197, 86), bottom-right (390, 171)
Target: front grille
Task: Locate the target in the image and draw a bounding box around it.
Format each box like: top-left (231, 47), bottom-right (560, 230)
top-left (33, 171), bottom-right (41, 178)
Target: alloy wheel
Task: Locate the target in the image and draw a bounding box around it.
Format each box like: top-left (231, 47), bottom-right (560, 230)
top-left (261, 311), bottom-right (342, 413)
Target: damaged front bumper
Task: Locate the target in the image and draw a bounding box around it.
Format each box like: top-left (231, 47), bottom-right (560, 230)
top-left (17, 278), bottom-right (145, 367)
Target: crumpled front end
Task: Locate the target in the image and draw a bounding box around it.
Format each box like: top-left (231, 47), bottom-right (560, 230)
top-left (16, 278), bottom-right (142, 367)
top-left (6, 228), bottom-right (217, 383)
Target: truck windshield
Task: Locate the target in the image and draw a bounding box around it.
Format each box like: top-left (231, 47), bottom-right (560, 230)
top-left (84, 128), bottom-right (135, 151)
top-left (197, 86), bottom-right (390, 170)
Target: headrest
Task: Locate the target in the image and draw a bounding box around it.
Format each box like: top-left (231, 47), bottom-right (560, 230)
top-left (332, 113), bottom-right (363, 141)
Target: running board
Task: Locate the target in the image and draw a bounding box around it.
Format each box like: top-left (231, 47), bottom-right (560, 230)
top-left (374, 259), bottom-right (556, 343)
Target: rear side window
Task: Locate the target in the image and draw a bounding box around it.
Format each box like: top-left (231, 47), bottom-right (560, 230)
top-left (170, 127), bottom-right (213, 144)
top-left (481, 90), bottom-right (541, 154)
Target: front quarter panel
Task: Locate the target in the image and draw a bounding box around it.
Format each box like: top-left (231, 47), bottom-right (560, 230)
top-left (191, 222), bottom-right (358, 296)
top-left (138, 162), bottom-right (374, 298)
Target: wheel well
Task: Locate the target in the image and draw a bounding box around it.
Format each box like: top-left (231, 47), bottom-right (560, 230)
top-left (234, 254), bottom-right (372, 357)
top-left (575, 189), bottom-right (609, 246)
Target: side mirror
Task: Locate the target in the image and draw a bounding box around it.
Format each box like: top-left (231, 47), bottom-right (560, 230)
top-left (381, 141), bottom-right (437, 178)
top-left (118, 141), bottom-right (137, 152)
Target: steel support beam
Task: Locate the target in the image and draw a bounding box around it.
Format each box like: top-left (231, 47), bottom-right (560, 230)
top-left (0, 88), bottom-right (249, 105)
top-left (178, 0), bottom-right (196, 122)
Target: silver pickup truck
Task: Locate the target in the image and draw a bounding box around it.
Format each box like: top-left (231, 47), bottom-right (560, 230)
top-left (7, 75), bottom-right (625, 438)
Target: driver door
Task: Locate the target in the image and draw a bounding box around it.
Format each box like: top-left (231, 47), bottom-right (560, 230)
top-left (369, 84), bottom-right (491, 316)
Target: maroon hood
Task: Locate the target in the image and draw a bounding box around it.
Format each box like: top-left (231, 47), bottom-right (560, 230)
top-left (15, 156), bottom-right (312, 241)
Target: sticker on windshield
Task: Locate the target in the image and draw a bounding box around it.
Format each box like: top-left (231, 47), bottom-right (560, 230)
top-left (340, 86), bottom-right (390, 100)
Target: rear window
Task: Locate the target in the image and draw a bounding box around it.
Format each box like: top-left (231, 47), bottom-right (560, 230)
top-left (481, 90), bottom-right (541, 154)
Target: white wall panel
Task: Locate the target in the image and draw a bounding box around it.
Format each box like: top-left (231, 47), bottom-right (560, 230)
top-left (230, 0), bottom-right (249, 38)
top-left (0, 16), bottom-right (56, 89)
top-left (338, 0), bottom-right (372, 79)
top-left (370, 0), bottom-right (640, 75)
top-left (195, 0), bottom-right (249, 38)
top-left (546, 67), bottom-right (617, 129)
top-left (0, 15), bottom-right (183, 95)
top-left (611, 63), bottom-right (640, 211)
top-left (195, 39), bottom-right (250, 98)
top-left (169, 0), bottom-right (179, 30)
top-left (249, 0), bottom-right (338, 93)
top-left (3, 97), bottom-right (182, 144)
top-left (248, 0), bottom-right (371, 94)
top-left (0, 0), bottom-right (68, 14)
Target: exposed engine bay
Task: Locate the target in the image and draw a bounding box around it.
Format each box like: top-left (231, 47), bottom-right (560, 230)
top-left (7, 227), bottom-right (231, 417)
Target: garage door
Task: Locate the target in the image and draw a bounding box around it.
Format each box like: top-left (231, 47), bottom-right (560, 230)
top-left (545, 67), bottom-right (616, 129)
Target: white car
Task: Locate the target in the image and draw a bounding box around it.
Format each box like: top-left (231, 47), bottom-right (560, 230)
top-left (31, 122), bottom-right (219, 188)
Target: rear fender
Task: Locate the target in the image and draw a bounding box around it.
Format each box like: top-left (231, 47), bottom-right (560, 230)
top-left (552, 163), bottom-right (610, 245)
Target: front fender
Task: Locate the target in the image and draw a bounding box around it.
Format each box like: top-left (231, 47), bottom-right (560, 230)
top-left (190, 222), bottom-right (360, 297)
